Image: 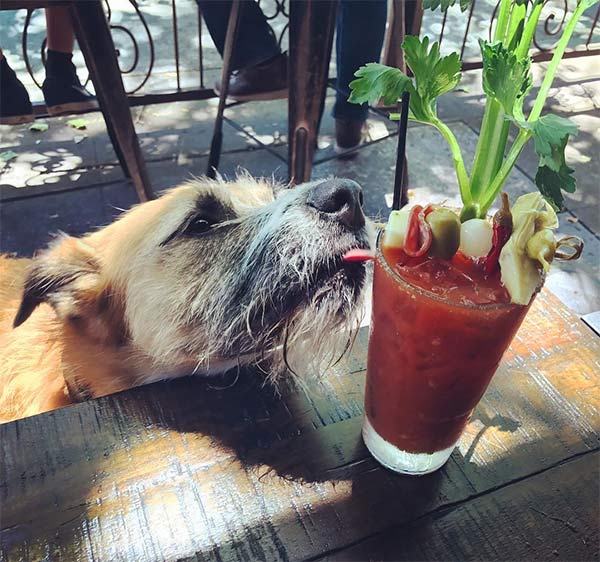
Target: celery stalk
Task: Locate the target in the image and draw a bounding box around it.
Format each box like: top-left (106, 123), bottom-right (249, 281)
top-left (348, 0), bottom-right (597, 217)
top-left (516, 2), bottom-right (544, 59)
top-left (477, 0), bottom-right (594, 214)
top-left (469, 101), bottom-right (511, 204)
top-left (494, 0), bottom-right (513, 41)
top-left (430, 117), bottom-right (472, 205)
top-left (528, 0), bottom-right (593, 122)
top-left (469, 0), bottom-right (528, 212)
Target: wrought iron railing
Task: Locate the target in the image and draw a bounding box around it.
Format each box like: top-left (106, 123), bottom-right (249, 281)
top-left (18, 0), bottom-right (290, 108)
top-left (14, 0), bottom-right (599, 105)
top-left (418, 0), bottom-right (599, 69)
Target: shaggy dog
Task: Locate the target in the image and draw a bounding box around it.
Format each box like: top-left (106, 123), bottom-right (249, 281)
top-left (0, 175), bottom-right (372, 423)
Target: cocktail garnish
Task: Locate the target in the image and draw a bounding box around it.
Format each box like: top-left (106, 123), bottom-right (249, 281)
top-left (459, 218), bottom-right (493, 258)
top-left (348, 0), bottom-right (593, 302)
top-left (526, 229), bottom-right (556, 272)
top-left (555, 236), bottom-right (584, 261)
top-left (425, 207), bottom-right (461, 260)
top-left (484, 192), bottom-right (513, 274)
top-left (383, 208), bottom-right (410, 249)
top-left (499, 193), bottom-right (558, 304)
top-left (404, 206), bottom-right (433, 257)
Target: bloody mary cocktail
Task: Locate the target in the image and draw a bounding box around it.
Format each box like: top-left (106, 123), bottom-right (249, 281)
top-left (363, 233), bottom-right (538, 475)
top-left (345, 9), bottom-right (588, 474)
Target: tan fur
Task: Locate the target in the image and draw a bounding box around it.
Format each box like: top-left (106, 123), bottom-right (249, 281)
top-left (0, 178), bottom-right (274, 423)
top-left (0, 175), bottom-right (369, 424)
top-left (0, 256), bottom-right (72, 420)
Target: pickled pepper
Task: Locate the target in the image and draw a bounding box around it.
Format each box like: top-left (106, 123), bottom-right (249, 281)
top-left (404, 205), bottom-right (433, 257)
top-left (484, 192), bottom-right (513, 275)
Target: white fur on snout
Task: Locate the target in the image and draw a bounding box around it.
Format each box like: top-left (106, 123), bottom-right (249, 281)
top-left (104, 175), bottom-right (373, 387)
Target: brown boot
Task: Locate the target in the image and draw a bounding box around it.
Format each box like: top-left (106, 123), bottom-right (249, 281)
top-left (215, 53), bottom-right (288, 101)
top-left (334, 118), bottom-right (368, 154)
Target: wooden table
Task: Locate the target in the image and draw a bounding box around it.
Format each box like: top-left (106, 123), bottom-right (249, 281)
top-left (1, 289), bottom-right (599, 561)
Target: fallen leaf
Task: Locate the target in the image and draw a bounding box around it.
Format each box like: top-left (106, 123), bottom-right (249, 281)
top-left (67, 118), bottom-right (88, 130)
top-left (74, 135), bottom-right (87, 144)
top-left (30, 122), bottom-right (49, 132)
top-left (0, 150), bottom-right (17, 162)
top-left (567, 217), bottom-right (579, 223)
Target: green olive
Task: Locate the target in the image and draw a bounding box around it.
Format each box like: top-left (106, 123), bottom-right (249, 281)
top-left (425, 208), bottom-right (461, 259)
top-left (526, 228), bottom-right (556, 272)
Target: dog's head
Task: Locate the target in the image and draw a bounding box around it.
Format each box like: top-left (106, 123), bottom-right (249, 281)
top-left (14, 175), bottom-right (373, 384)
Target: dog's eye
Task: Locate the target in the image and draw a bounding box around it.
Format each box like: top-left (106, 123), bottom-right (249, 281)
top-left (161, 215), bottom-right (215, 246)
top-left (185, 217), bottom-right (211, 235)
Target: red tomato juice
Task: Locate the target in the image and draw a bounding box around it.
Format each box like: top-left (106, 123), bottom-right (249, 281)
top-left (364, 236), bottom-right (536, 456)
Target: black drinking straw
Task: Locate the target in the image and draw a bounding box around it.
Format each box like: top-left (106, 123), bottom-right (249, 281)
top-left (392, 91), bottom-right (410, 211)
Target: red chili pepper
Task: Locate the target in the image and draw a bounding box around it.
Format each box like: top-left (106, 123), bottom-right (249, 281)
top-left (423, 204), bottom-right (436, 217)
top-left (453, 250), bottom-right (485, 275)
top-left (484, 193), bottom-right (513, 275)
top-left (404, 205), bottom-right (433, 257)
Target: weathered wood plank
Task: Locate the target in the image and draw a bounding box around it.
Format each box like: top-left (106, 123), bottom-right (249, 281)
top-left (317, 451), bottom-right (600, 562)
top-left (1, 289), bottom-right (599, 562)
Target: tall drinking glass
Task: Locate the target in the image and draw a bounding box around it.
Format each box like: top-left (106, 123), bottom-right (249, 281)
top-left (363, 233), bottom-right (538, 475)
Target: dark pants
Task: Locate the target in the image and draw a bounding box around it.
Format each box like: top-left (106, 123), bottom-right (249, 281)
top-left (197, 0), bottom-right (388, 122)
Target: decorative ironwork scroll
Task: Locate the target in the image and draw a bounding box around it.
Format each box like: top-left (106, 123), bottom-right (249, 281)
top-left (18, 0), bottom-right (598, 100)
top-left (22, 0), bottom-right (155, 94)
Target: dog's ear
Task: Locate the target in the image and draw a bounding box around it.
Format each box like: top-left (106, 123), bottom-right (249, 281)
top-left (13, 236), bottom-right (106, 329)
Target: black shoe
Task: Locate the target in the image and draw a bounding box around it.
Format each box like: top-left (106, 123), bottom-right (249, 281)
top-left (334, 118), bottom-right (367, 155)
top-left (42, 50), bottom-right (98, 116)
top-left (0, 57), bottom-right (34, 125)
top-left (215, 52), bottom-right (288, 102)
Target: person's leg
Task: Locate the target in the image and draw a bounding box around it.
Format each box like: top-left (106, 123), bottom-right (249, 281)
top-left (197, 0), bottom-right (287, 101)
top-left (0, 47), bottom-right (34, 124)
top-left (45, 6), bottom-right (75, 54)
top-left (197, 0), bottom-right (280, 70)
top-left (43, 6), bottom-right (97, 115)
top-left (334, 0), bottom-right (387, 149)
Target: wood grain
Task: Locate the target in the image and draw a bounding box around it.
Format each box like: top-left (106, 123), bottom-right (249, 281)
top-left (317, 452), bottom-right (600, 562)
top-left (1, 288), bottom-right (599, 562)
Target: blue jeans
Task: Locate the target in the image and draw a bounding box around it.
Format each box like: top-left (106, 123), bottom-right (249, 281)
top-left (334, 0), bottom-right (388, 121)
top-left (197, 0), bottom-right (388, 122)
top-left (197, 0), bottom-right (281, 70)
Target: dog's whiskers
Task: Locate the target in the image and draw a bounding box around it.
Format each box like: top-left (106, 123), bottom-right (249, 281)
top-left (3, 173), bottom-right (372, 424)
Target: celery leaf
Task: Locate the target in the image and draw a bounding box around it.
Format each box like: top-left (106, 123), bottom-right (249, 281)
top-left (348, 36), bottom-right (461, 123)
top-left (535, 147), bottom-right (576, 211)
top-left (480, 40), bottom-right (532, 116)
top-left (517, 114), bottom-right (579, 209)
top-left (527, 114), bottom-right (579, 167)
top-left (422, 0), bottom-right (472, 12)
top-left (348, 63), bottom-right (411, 106)
top-left (402, 36), bottom-right (462, 121)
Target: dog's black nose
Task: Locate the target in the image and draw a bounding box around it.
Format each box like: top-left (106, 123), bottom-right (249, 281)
top-left (307, 179), bottom-right (365, 230)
